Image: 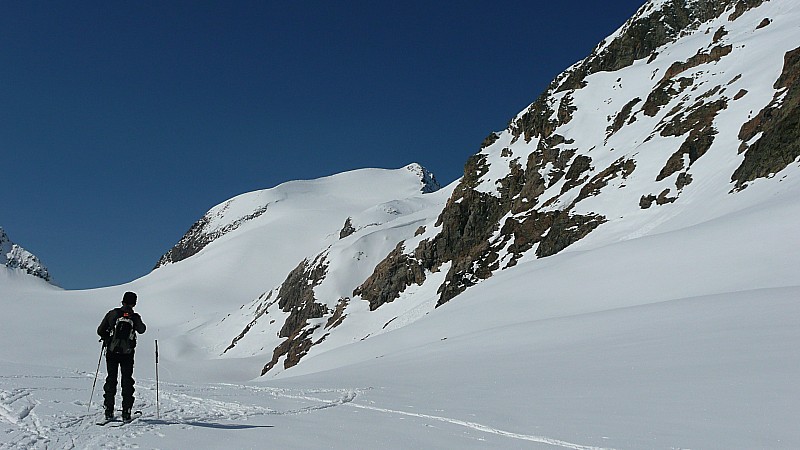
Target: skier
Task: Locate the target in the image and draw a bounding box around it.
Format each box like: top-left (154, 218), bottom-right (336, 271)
top-left (97, 291), bottom-right (146, 422)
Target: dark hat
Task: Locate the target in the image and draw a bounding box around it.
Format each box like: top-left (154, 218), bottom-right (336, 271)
top-left (122, 291), bottom-right (138, 306)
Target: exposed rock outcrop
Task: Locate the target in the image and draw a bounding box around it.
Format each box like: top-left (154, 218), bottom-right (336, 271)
top-left (558, 0), bottom-right (764, 93)
top-left (353, 243), bottom-right (427, 311)
top-left (354, 0), bottom-right (775, 310)
top-left (261, 253), bottom-right (330, 374)
top-left (156, 205), bottom-right (269, 267)
top-left (732, 46), bottom-right (800, 190)
top-left (1, 228), bottom-right (52, 282)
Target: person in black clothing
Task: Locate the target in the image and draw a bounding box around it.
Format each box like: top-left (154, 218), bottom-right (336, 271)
top-left (97, 291), bottom-right (146, 421)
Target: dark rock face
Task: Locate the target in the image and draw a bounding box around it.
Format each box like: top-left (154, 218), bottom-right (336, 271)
top-left (3, 254), bottom-right (52, 281)
top-left (155, 217), bottom-right (211, 267)
top-left (339, 217), bottom-right (356, 239)
top-left (325, 297), bottom-right (349, 329)
top-left (411, 164), bottom-right (443, 194)
top-left (511, 92), bottom-right (560, 144)
top-left (608, 98), bottom-right (642, 139)
top-left (732, 46), bottom-right (800, 190)
top-left (662, 44), bottom-right (733, 81)
top-left (354, 243), bottom-right (427, 311)
top-left (359, 94), bottom-right (624, 307)
top-left (536, 212), bottom-right (606, 258)
top-left (227, 253), bottom-right (351, 373)
top-left (643, 77), bottom-right (694, 117)
top-left (261, 253), bottom-right (330, 375)
top-left (558, 0), bottom-right (765, 92)
top-left (481, 132), bottom-right (500, 149)
top-left (657, 98), bottom-right (728, 181)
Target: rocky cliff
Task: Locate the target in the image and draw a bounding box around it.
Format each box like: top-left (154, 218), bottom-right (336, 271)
top-left (361, 0), bottom-right (794, 308)
top-left (1, 228), bottom-right (52, 282)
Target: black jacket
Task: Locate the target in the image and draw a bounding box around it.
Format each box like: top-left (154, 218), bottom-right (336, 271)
top-left (97, 305), bottom-right (146, 346)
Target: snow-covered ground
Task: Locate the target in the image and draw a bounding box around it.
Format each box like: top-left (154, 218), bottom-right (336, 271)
top-left (1, 179), bottom-right (799, 449)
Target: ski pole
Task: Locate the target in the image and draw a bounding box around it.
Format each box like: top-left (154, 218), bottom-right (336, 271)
top-left (155, 339), bottom-right (160, 419)
top-left (88, 341), bottom-right (104, 413)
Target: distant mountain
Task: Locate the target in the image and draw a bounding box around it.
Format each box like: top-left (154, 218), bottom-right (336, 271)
top-left (0, 227), bottom-right (51, 282)
top-left (212, 0), bottom-right (800, 376)
top-left (155, 163), bottom-right (440, 268)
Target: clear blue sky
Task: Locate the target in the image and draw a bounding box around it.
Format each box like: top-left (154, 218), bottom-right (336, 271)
top-left (1, 0), bottom-right (645, 289)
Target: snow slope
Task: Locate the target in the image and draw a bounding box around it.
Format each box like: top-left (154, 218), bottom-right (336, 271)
top-left (201, 0), bottom-right (800, 381)
top-left (148, 163), bottom-right (438, 311)
top-left (1, 188), bottom-right (798, 448)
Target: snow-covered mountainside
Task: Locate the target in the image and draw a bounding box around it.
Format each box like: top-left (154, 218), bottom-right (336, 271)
top-left (119, 164), bottom-right (446, 366)
top-left (387, 0), bottom-right (798, 307)
top-left (155, 163), bottom-right (440, 268)
top-left (205, 0), bottom-right (800, 377)
top-left (0, 227), bottom-right (51, 283)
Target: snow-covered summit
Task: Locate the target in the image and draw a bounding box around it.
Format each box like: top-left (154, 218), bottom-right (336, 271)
top-left (155, 164), bottom-right (441, 269)
top-left (403, 162), bottom-right (441, 193)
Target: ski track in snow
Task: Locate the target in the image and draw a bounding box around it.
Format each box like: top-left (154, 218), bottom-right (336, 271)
top-left (220, 385), bottom-right (613, 450)
top-left (0, 372), bottom-right (364, 449)
top-left (0, 387), bottom-right (48, 450)
top-left (345, 402), bottom-right (611, 450)
top-left (0, 372), bottom-right (612, 449)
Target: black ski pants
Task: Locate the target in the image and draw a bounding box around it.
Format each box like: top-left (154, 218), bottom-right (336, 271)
top-left (103, 351), bottom-right (135, 412)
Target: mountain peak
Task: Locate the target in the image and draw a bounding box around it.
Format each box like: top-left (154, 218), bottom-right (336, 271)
top-left (0, 227), bottom-right (52, 283)
top-left (404, 163), bottom-right (441, 193)
top-left (155, 165), bottom-right (443, 268)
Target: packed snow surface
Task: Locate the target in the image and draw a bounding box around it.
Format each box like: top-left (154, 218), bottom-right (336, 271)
top-left (1, 163), bottom-right (799, 448)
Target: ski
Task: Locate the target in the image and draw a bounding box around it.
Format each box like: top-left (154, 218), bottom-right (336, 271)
top-left (96, 417), bottom-right (121, 426)
top-left (109, 410), bottom-right (142, 427)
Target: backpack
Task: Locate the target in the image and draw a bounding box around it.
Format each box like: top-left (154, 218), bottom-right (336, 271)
top-left (108, 310), bottom-right (137, 354)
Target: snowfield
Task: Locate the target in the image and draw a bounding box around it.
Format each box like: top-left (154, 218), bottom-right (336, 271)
top-left (1, 181), bottom-right (799, 449)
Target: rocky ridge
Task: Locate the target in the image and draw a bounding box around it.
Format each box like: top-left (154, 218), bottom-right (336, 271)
top-left (1, 228), bottom-right (51, 283)
top-left (359, 0), bottom-right (786, 309)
